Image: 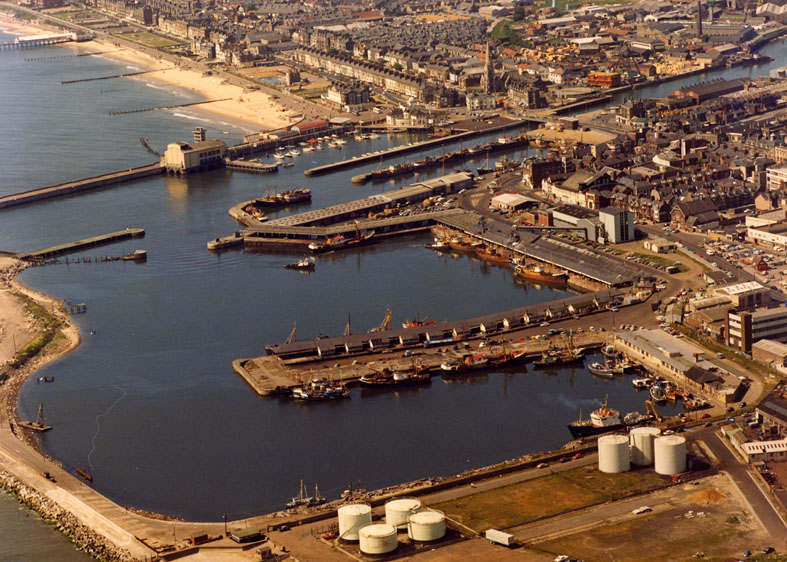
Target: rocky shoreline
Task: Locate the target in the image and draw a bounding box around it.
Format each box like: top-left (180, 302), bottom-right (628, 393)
top-left (0, 471), bottom-right (139, 562)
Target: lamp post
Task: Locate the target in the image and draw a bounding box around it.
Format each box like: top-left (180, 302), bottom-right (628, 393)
top-left (223, 514), bottom-right (227, 537)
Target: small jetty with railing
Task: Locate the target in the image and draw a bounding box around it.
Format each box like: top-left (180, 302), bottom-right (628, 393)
top-left (15, 229), bottom-right (145, 261)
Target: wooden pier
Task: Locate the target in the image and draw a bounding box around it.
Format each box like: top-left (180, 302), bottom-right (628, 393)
top-left (0, 163), bottom-right (164, 210)
top-left (302, 117), bottom-right (531, 177)
top-left (16, 228), bottom-right (145, 260)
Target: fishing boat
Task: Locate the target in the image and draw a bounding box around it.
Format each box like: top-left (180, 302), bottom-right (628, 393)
top-left (247, 188), bottom-right (311, 208)
top-left (291, 379), bottom-right (351, 401)
top-left (514, 264), bottom-right (567, 285)
top-left (567, 397), bottom-right (655, 439)
top-left (402, 316), bottom-right (436, 329)
top-left (488, 346), bottom-right (527, 367)
top-left (120, 249), bottom-right (147, 261)
top-left (425, 238), bottom-right (450, 251)
top-left (392, 368), bottom-right (431, 386)
top-left (631, 378), bottom-right (651, 390)
top-left (286, 481), bottom-right (326, 509)
top-left (601, 345), bottom-right (621, 360)
top-left (441, 353), bottom-right (489, 373)
top-left (308, 230), bottom-right (375, 253)
top-left (474, 245), bottom-right (510, 263)
top-left (360, 371), bottom-right (395, 387)
top-left (533, 338), bottom-right (585, 367)
top-left (588, 361), bottom-right (614, 378)
top-left (284, 258), bottom-right (314, 271)
top-left (649, 384), bottom-right (667, 402)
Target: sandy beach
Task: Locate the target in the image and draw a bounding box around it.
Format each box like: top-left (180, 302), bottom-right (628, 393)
top-left (0, 11), bottom-right (295, 132)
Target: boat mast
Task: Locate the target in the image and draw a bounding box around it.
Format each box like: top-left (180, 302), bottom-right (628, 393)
top-left (285, 321), bottom-right (297, 344)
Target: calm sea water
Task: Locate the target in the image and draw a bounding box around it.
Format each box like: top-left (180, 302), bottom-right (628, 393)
top-left (0, 488), bottom-right (93, 561)
top-left (1, 28), bottom-right (786, 540)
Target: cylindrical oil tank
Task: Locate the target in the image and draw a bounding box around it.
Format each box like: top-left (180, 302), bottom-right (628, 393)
top-left (598, 434), bottom-right (630, 473)
top-left (385, 498), bottom-right (422, 529)
top-left (630, 427), bottom-right (662, 466)
top-left (407, 510), bottom-right (446, 542)
top-left (359, 523), bottom-right (398, 555)
top-left (338, 504), bottom-right (372, 541)
top-left (654, 435), bottom-right (687, 475)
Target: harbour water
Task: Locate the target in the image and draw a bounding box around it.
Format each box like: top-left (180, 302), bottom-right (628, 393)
top-left (1, 26), bottom-right (786, 549)
top-left (0, 488), bottom-right (93, 561)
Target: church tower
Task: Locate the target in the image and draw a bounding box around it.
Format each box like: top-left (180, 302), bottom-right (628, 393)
top-left (482, 42), bottom-right (494, 94)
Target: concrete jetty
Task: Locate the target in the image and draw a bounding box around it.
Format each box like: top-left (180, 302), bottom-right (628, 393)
top-left (0, 163), bottom-right (164, 210)
top-left (16, 228), bottom-right (145, 260)
top-left (303, 116), bottom-right (531, 177)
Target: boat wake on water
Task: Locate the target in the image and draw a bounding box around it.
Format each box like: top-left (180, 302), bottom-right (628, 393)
top-left (87, 385), bottom-right (127, 473)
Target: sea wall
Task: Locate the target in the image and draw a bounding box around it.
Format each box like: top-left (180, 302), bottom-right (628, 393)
top-left (0, 471), bottom-right (141, 562)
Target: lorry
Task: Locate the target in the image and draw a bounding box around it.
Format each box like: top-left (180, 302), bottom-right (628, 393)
top-left (485, 529), bottom-right (515, 547)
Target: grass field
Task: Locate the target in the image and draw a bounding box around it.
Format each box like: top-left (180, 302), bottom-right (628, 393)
top-left (631, 252), bottom-right (688, 272)
top-left (119, 31), bottom-right (181, 49)
top-left (293, 88), bottom-right (326, 100)
top-left (434, 466), bottom-right (669, 533)
top-left (49, 10), bottom-right (93, 22)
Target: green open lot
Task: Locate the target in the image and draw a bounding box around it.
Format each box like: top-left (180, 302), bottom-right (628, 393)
top-left (49, 10), bottom-right (93, 22)
top-left (433, 466), bottom-right (669, 532)
top-left (293, 88), bottom-right (326, 101)
top-left (119, 31), bottom-right (181, 48)
top-left (631, 252), bottom-right (688, 272)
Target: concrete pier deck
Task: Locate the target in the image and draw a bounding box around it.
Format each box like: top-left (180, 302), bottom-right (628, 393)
top-left (303, 117), bottom-right (530, 177)
top-left (234, 332), bottom-right (610, 397)
top-left (16, 228), bottom-right (145, 260)
top-left (0, 163), bottom-right (164, 210)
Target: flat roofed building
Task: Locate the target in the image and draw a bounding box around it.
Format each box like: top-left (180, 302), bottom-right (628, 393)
top-left (490, 193), bottom-right (532, 212)
top-left (753, 338), bottom-right (787, 366)
top-left (163, 139), bottom-right (227, 174)
top-left (599, 207), bottom-right (633, 244)
top-left (748, 222), bottom-right (787, 250)
top-left (726, 305), bottom-right (787, 352)
top-left (615, 329), bottom-right (742, 403)
top-left (758, 395), bottom-right (787, 436)
top-left (715, 281), bottom-right (768, 308)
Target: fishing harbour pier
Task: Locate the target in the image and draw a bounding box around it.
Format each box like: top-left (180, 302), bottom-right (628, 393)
top-left (235, 289), bottom-right (621, 396)
top-left (302, 116), bottom-right (533, 177)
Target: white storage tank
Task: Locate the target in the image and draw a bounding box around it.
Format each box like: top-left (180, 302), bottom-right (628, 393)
top-left (598, 434), bottom-right (630, 473)
top-left (407, 510), bottom-right (446, 542)
top-left (654, 435), bottom-right (687, 475)
top-left (630, 427), bottom-right (661, 466)
top-left (359, 523), bottom-right (398, 555)
top-left (338, 504), bottom-right (372, 541)
top-left (385, 498), bottom-right (422, 529)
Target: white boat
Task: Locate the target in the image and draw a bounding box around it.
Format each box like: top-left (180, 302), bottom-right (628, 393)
top-left (273, 152), bottom-right (286, 160)
top-left (281, 161), bottom-right (294, 167)
top-left (287, 149), bottom-right (300, 157)
top-left (650, 384), bottom-right (667, 402)
top-left (632, 378), bottom-right (650, 390)
top-left (588, 362), bottom-right (614, 378)
top-left (335, 138), bottom-right (347, 145)
top-left (368, 133), bottom-right (380, 139)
